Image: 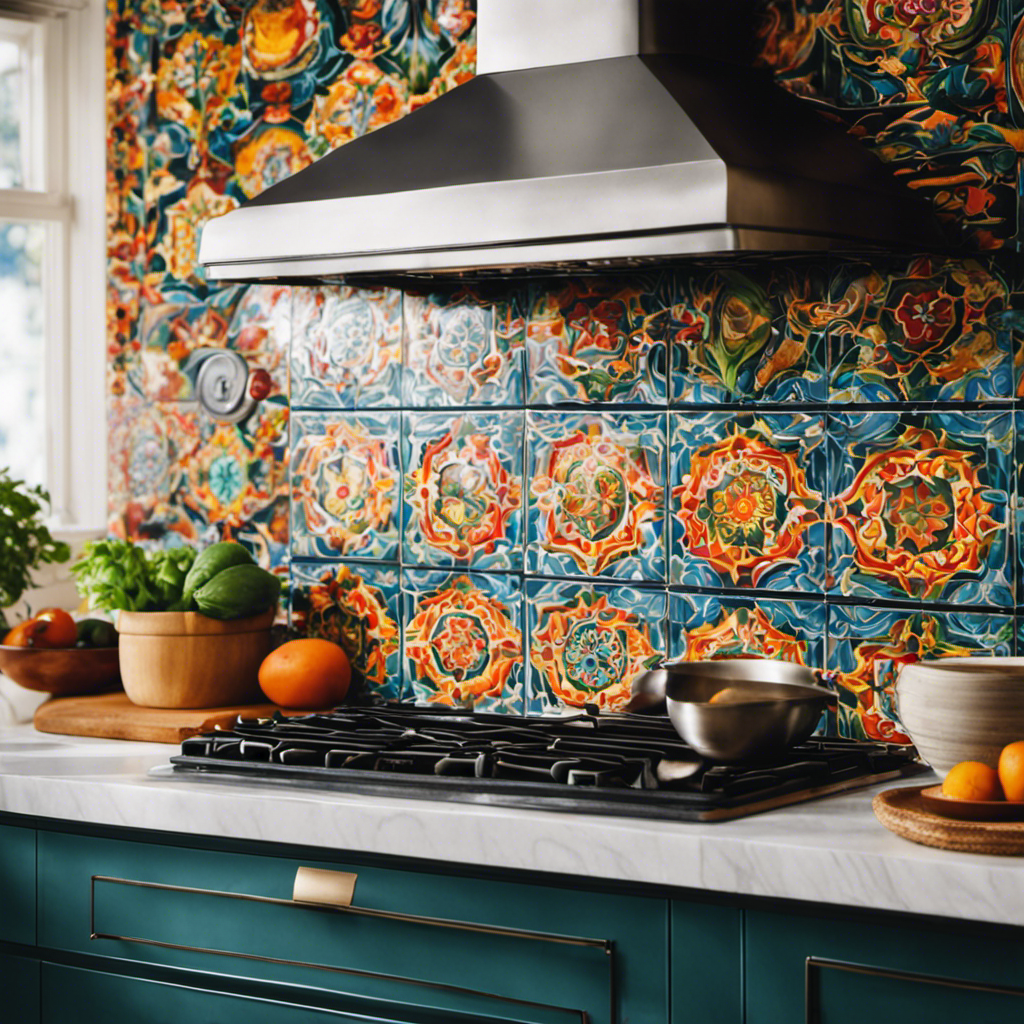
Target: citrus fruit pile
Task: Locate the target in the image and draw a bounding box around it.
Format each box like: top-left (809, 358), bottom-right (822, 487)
top-left (942, 741), bottom-right (1024, 802)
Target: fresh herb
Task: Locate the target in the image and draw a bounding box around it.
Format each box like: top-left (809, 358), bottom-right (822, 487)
top-left (72, 540), bottom-right (197, 614)
top-left (0, 469), bottom-right (71, 631)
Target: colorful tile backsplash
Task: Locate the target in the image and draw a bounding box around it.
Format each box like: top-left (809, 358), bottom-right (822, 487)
top-left (289, 254), bottom-right (1024, 741)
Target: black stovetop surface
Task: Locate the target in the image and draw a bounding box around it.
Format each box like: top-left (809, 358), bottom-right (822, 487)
top-left (169, 705), bottom-right (924, 822)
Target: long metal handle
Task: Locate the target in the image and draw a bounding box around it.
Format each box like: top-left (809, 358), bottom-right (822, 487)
top-left (90, 873), bottom-right (617, 1024)
top-left (805, 956), bottom-right (1024, 1023)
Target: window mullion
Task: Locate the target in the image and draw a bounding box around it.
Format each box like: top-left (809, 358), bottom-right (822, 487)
top-left (0, 188), bottom-right (70, 222)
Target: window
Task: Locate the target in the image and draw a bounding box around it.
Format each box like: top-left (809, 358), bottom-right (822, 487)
top-left (0, 0), bottom-right (105, 529)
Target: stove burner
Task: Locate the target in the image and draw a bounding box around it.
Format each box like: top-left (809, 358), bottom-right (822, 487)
top-left (170, 705), bottom-right (923, 822)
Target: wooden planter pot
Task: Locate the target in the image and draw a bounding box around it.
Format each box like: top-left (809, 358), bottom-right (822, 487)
top-left (118, 609), bottom-right (275, 709)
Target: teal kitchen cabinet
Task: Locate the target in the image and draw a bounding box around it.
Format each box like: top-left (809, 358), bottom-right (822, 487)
top-left (36, 828), bottom-right (671, 1024)
top-left (745, 906), bottom-right (1024, 1024)
top-left (671, 900), bottom-right (742, 1024)
top-left (0, 823), bottom-right (35, 945)
top-left (0, 953), bottom-right (39, 1023)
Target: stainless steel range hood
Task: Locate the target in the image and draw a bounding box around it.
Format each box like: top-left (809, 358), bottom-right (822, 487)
top-left (199, 0), bottom-right (945, 283)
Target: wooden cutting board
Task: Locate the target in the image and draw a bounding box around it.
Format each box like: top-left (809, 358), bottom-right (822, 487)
top-left (34, 691), bottom-right (320, 744)
top-left (873, 785), bottom-right (1024, 856)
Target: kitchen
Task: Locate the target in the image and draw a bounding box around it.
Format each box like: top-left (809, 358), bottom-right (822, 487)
top-left (2, 0), bottom-right (1024, 1020)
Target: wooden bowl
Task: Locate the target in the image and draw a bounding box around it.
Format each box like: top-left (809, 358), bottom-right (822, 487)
top-left (895, 657), bottom-right (1024, 774)
top-left (118, 609), bottom-right (275, 709)
top-left (0, 645), bottom-right (121, 696)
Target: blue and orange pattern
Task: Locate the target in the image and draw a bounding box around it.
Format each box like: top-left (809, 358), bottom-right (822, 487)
top-left (109, 2), bottom-right (1024, 739)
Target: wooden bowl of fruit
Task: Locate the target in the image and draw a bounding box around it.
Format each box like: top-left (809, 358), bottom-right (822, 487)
top-left (0, 609), bottom-right (120, 696)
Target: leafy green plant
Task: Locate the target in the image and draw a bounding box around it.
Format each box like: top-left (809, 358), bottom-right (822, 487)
top-left (71, 540), bottom-right (197, 614)
top-left (0, 469), bottom-right (71, 631)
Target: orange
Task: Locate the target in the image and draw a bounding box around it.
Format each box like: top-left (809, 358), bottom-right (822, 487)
top-left (258, 638), bottom-right (351, 710)
top-left (941, 761), bottom-right (1003, 802)
top-left (2, 609), bottom-right (76, 648)
top-left (997, 741), bottom-right (1024, 803)
top-left (709, 687), bottom-right (753, 705)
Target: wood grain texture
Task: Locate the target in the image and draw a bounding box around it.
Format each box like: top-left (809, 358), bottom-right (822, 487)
top-left (33, 692), bottom-right (317, 744)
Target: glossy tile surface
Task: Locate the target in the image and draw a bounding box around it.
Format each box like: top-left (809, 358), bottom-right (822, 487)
top-left (402, 570), bottom-right (523, 712)
top-left (291, 285), bottom-right (402, 409)
top-left (670, 411), bottom-right (826, 592)
top-left (291, 560), bottom-right (403, 702)
top-left (527, 411), bottom-right (666, 581)
top-left (527, 579), bottom-right (665, 714)
top-left (291, 412), bottom-right (401, 562)
top-left (828, 410), bottom-right (1013, 607)
top-left (403, 410), bottom-right (523, 570)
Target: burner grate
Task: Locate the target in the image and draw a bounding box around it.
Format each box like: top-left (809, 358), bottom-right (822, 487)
top-left (170, 706), bottom-right (924, 822)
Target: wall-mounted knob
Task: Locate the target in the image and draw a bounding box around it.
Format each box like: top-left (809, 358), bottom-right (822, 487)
top-left (195, 350), bottom-right (261, 424)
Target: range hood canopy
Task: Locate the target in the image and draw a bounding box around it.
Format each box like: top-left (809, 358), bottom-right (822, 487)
top-left (199, 0), bottom-right (945, 283)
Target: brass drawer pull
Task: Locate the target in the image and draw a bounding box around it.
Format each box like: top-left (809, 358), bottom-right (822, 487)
top-left (90, 874), bottom-right (617, 1024)
top-left (805, 956), bottom-right (1024, 1024)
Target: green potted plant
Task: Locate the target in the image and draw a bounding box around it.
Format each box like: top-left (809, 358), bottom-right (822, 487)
top-left (0, 468), bottom-right (71, 633)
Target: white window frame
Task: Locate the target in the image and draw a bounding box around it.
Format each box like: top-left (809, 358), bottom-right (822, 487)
top-left (0, 0), bottom-right (106, 539)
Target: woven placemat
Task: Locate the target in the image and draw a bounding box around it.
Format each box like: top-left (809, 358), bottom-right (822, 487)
top-left (873, 786), bottom-right (1024, 856)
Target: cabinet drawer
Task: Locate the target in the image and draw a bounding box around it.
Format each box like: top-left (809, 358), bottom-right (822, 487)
top-left (38, 831), bottom-right (668, 1024)
top-left (746, 908), bottom-right (1024, 1024)
top-left (40, 963), bottom-right (414, 1024)
top-left (0, 953), bottom-right (39, 1024)
top-left (0, 823), bottom-right (35, 944)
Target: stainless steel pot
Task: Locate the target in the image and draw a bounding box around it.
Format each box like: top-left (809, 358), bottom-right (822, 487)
top-left (628, 659), bottom-right (835, 762)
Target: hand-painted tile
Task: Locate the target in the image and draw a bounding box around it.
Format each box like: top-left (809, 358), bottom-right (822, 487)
top-left (670, 411), bottom-right (826, 592)
top-left (828, 410), bottom-right (1013, 607)
top-left (402, 570), bottom-right (523, 712)
top-left (402, 285), bottom-right (525, 407)
top-left (527, 579), bottom-right (665, 715)
top-left (403, 410), bottom-right (523, 570)
top-left (527, 411), bottom-right (666, 581)
top-left (290, 411), bottom-right (400, 562)
top-left (668, 592), bottom-right (826, 717)
top-left (526, 275), bottom-right (667, 404)
top-left (669, 260), bottom-right (827, 403)
top-left (291, 560), bottom-right (402, 702)
top-left (828, 604), bottom-right (1013, 743)
top-left (828, 256), bottom-right (1014, 402)
top-left (291, 284), bottom-right (402, 409)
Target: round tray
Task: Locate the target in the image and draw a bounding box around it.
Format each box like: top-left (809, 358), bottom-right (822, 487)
top-left (873, 786), bottom-right (1024, 856)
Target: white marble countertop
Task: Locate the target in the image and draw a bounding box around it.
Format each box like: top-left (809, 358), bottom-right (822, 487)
top-left (1, 725), bottom-right (1021, 928)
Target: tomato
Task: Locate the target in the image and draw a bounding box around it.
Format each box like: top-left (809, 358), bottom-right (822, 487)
top-left (3, 620), bottom-right (38, 647)
top-left (30, 608), bottom-right (78, 648)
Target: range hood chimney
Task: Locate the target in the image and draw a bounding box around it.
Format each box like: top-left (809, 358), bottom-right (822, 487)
top-left (199, 0), bottom-right (945, 283)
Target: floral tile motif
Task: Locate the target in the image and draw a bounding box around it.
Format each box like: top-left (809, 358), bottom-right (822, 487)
top-left (670, 412), bottom-right (825, 592)
top-left (527, 579), bottom-right (665, 714)
top-left (827, 256), bottom-right (1015, 402)
top-left (403, 411), bottom-right (523, 571)
top-left (291, 560), bottom-right (402, 703)
top-left (828, 410), bottom-right (1013, 606)
top-left (402, 570), bottom-right (523, 712)
top-left (527, 412), bottom-right (666, 581)
top-left (827, 604), bottom-right (1014, 743)
top-left (291, 284), bottom-right (402, 409)
top-left (290, 411), bottom-right (401, 562)
top-left (402, 286), bottom-right (525, 407)
top-left (668, 261), bottom-right (827, 403)
top-left (526, 275), bottom-right (667, 404)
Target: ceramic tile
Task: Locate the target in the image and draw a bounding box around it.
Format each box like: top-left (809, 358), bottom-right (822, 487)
top-left (290, 411), bottom-right (401, 562)
top-left (290, 284), bottom-right (402, 409)
top-left (402, 285), bottom-right (525, 407)
top-left (827, 410), bottom-right (1014, 607)
top-left (669, 260), bottom-right (827, 403)
top-left (402, 569), bottom-right (523, 712)
top-left (525, 275), bottom-right (667, 404)
top-left (403, 410), bottom-right (524, 571)
top-left (527, 411), bottom-right (667, 581)
top-left (827, 604), bottom-right (1014, 743)
top-left (670, 411), bottom-right (826, 592)
top-left (527, 579), bottom-right (665, 715)
top-left (291, 560), bottom-right (403, 702)
top-left (827, 256), bottom-right (1015, 402)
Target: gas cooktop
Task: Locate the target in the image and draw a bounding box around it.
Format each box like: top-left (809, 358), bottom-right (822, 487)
top-left (169, 706), bottom-right (924, 822)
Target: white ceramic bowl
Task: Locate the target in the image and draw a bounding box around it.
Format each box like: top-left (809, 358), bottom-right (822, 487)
top-left (895, 658), bottom-right (1024, 774)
